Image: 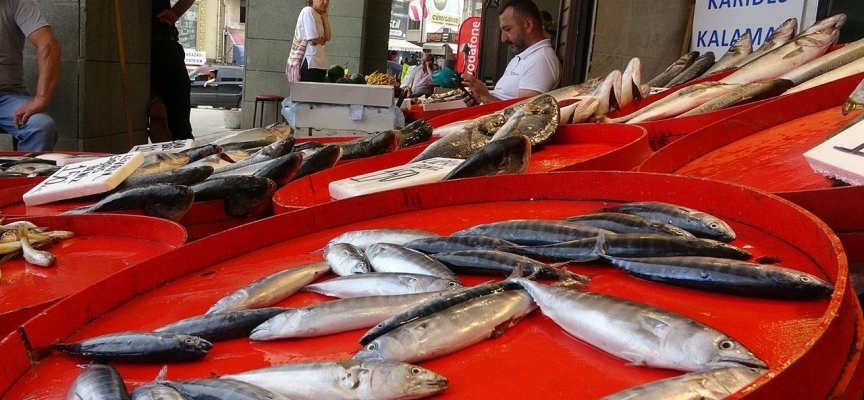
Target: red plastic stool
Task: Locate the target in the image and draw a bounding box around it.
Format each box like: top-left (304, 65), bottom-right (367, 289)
top-left (253, 94), bottom-right (285, 127)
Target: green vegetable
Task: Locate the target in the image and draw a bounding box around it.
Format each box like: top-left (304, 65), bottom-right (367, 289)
top-left (335, 77), bottom-right (351, 83)
top-left (327, 65), bottom-right (346, 83)
top-left (350, 73), bottom-right (367, 85)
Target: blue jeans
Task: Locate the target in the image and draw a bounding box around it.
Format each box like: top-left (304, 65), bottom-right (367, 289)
top-left (0, 91), bottom-right (57, 151)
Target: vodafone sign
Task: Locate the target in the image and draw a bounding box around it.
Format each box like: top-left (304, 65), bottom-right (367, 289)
top-left (455, 17), bottom-right (481, 75)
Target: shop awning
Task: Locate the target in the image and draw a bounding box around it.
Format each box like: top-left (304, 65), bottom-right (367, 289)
top-left (388, 38), bottom-right (423, 52)
top-left (227, 28), bottom-right (245, 46)
top-left (422, 43), bottom-right (457, 55)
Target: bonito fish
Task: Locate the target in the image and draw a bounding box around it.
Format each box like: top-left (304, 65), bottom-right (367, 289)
top-left (510, 278), bottom-right (767, 372)
top-left (207, 261), bottom-right (330, 314)
top-left (160, 379), bottom-right (289, 400)
top-left (563, 212), bottom-right (694, 237)
top-left (646, 51), bottom-right (699, 88)
top-left (702, 33), bottom-right (751, 76)
top-left (155, 307), bottom-right (288, 342)
top-left (602, 201), bottom-right (737, 241)
top-left (453, 219), bottom-right (609, 245)
top-left (303, 273), bottom-right (461, 298)
top-left (778, 37), bottom-right (864, 86)
top-left (67, 363), bottom-right (130, 400)
top-left (734, 18), bottom-right (798, 67)
top-left (327, 228), bottom-right (439, 250)
top-left (600, 366), bottom-right (766, 400)
top-left (720, 28), bottom-right (839, 85)
top-left (51, 331), bottom-right (212, 363)
top-left (220, 360), bottom-right (449, 400)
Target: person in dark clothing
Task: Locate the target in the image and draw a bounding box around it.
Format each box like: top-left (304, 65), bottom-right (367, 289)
top-left (151, 0), bottom-right (194, 141)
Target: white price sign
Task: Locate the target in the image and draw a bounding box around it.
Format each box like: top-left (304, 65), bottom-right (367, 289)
top-left (805, 118), bottom-right (864, 186)
top-left (130, 140), bottom-right (195, 156)
top-left (691, 0), bottom-right (809, 57)
top-left (24, 152), bottom-right (145, 206)
top-left (329, 157), bottom-right (465, 200)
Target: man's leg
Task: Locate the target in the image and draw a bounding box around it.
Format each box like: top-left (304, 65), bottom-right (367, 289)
top-left (0, 93), bottom-right (56, 151)
top-left (151, 40), bottom-right (193, 140)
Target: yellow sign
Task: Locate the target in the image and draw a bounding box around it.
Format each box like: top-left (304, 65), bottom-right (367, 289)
top-left (430, 11), bottom-right (460, 26)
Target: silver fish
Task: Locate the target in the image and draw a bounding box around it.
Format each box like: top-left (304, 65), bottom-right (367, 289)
top-left (720, 29), bottom-right (839, 85)
top-left (646, 51), bottom-right (699, 87)
top-left (131, 383), bottom-right (185, 400)
top-left (603, 201), bottom-right (737, 241)
top-left (327, 228), bottom-right (439, 251)
top-left (665, 52), bottom-right (716, 88)
top-left (734, 18), bottom-right (798, 68)
top-left (303, 273), bottom-right (461, 298)
top-left (679, 78), bottom-right (794, 117)
top-left (798, 13), bottom-right (847, 38)
top-left (702, 32), bottom-right (752, 76)
top-left (19, 225), bottom-right (55, 267)
top-left (249, 291), bottom-right (447, 340)
top-left (325, 242), bottom-right (372, 276)
top-left (154, 307), bottom-right (288, 342)
top-left (620, 58), bottom-right (643, 107)
top-left (511, 278), bottom-right (767, 372)
top-left (353, 290), bottom-right (536, 363)
top-left (624, 82), bottom-right (743, 123)
top-left (67, 363), bottom-right (131, 400)
top-left (453, 219), bottom-right (609, 245)
top-left (563, 213), bottom-right (695, 237)
top-left (365, 243), bottom-right (460, 281)
top-left (220, 360), bottom-right (449, 400)
top-left (785, 56), bottom-right (864, 94)
top-left (129, 153), bottom-right (191, 177)
top-left (161, 379), bottom-right (289, 400)
top-left (559, 96), bottom-right (600, 124)
top-left (443, 135), bottom-right (531, 180)
top-left (206, 261), bottom-right (330, 314)
top-left (844, 76), bottom-right (864, 115)
top-left (589, 70), bottom-right (623, 115)
top-left (778, 37), bottom-right (864, 86)
top-left (600, 367), bottom-right (766, 400)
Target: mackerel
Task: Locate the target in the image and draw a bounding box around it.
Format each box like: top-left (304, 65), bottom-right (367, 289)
top-left (664, 51), bottom-right (715, 88)
top-left (206, 261), bottom-right (330, 314)
top-left (679, 78), bottom-right (793, 117)
top-left (602, 201), bottom-right (737, 241)
top-left (67, 363), bottom-right (131, 400)
top-left (404, 235), bottom-right (518, 253)
top-left (702, 32), bottom-right (752, 76)
top-left (646, 51), bottom-right (699, 88)
top-left (720, 29), bottom-right (839, 85)
top-left (154, 307), bottom-right (288, 341)
top-left (365, 243), bottom-right (460, 281)
top-left (452, 219), bottom-right (610, 245)
top-left (600, 367), bottom-right (766, 400)
top-left (327, 228), bottom-right (439, 251)
top-left (325, 242), bottom-right (371, 276)
top-left (432, 249), bottom-right (590, 279)
top-left (51, 331), bottom-right (212, 363)
top-left (303, 273), bottom-right (461, 298)
top-left (734, 18), bottom-right (798, 67)
top-left (160, 379), bottom-right (288, 400)
top-left (510, 278), bottom-right (767, 372)
top-left (564, 213), bottom-right (695, 237)
top-left (778, 37), bottom-right (864, 85)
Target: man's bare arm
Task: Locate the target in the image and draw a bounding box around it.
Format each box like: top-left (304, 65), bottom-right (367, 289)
top-left (14, 26), bottom-right (60, 127)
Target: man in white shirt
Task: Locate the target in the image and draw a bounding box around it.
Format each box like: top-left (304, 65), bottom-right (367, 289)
top-left (460, 0), bottom-right (560, 104)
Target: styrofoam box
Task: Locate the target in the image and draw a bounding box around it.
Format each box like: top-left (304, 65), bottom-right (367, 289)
top-left (422, 99), bottom-right (468, 111)
top-left (290, 82), bottom-right (394, 108)
top-left (804, 118), bottom-right (864, 186)
top-left (294, 103), bottom-right (396, 134)
top-left (23, 152), bottom-right (145, 206)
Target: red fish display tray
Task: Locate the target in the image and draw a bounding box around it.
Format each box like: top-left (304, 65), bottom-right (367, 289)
top-left (0, 172), bottom-right (859, 399)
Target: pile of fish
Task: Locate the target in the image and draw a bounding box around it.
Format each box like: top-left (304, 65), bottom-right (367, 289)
top-left (52, 122), bottom-right (432, 221)
top-left (0, 219), bottom-right (73, 275)
top-left (589, 14), bottom-right (864, 123)
top-left (52, 199), bottom-right (837, 399)
top-left (0, 152), bottom-right (113, 178)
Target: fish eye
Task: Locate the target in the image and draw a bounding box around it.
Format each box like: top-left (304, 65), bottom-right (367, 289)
top-left (411, 367), bottom-right (422, 375)
top-left (709, 222), bottom-right (720, 229)
top-left (799, 275), bottom-right (812, 282)
top-left (719, 340), bottom-right (735, 350)
top-left (366, 343), bottom-right (378, 351)
top-left (447, 281), bottom-right (458, 287)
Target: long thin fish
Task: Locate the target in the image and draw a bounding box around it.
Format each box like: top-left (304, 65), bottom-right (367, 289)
top-left (404, 235), bottom-right (518, 254)
top-left (602, 201), bottom-right (737, 241)
top-left (51, 332), bottom-right (212, 363)
top-left (207, 261), bottom-right (330, 314)
top-left (365, 243), bottom-right (460, 281)
top-left (452, 219), bottom-right (609, 245)
top-left (564, 213), bottom-right (695, 237)
top-left (327, 228), bottom-right (439, 250)
top-left (702, 32), bottom-right (752, 76)
top-left (600, 367), bottom-right (766, 400)
top-left (628, 82), bottom-right (743, 123)
top-left (154, 307), bottom-right (288, 341)
top-left (734, 18), bottom-right (798, 68)
top-left (778, 37), bottom-right (864, 86)
top-left (720, 29), bottom-right (839, 85)
top-left (785, 56), bottom-right (864, 94)
top-left (431, 249), bottom-right (591, 279)
top-left (510, 278), bottom-right (767, 372)
top-left (303, 273), bottom-right (461, 298)
top-left (679, 78), bottom-right (794, 117)
top-left (646, 51), bottom-right (699, 88)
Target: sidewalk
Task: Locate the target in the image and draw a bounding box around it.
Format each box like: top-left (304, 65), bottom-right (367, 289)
top-left (190, 107), bottom-right (243, 144)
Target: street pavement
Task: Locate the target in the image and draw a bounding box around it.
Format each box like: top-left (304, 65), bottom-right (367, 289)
top-left (190, 106), bottom-right (243, 144)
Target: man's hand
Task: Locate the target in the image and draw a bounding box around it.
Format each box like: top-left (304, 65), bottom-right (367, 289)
top-left (461, 73), bottom-right (496, 105)
top-left (13, 97), bottom-right (49, 128)
top-left (157, 9), bottom-right (180, 26)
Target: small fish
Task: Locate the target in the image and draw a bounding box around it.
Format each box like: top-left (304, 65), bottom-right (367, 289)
top-left (215, 138), bottom-right (295, 175)
top-left (398, 120), bottom-right (434, 148)
top-left (679, 79), bottom-right (794, 117)
top-left (212, 153), bottom-right (303, 187)
top-left (844, 76), bottom-right (864, 115)
top-left (19, 225), bottom-right (55, 267)
top-left (207, 261), bottom-right (330, 314)
top-left (67, 363), bottom-right (131, 400)
top-left (602, 201), bottom-right (737, 241)
top-left (180, 143), bottom-right (223, 163)
top-left (664, 51), bottom-right (716, 88)
top-left (129, 153), bottom-right (191, 177)
top-left (365, 243), bottom-right (460, 281)
top-left (290, 144), bottom-right (342, 181)
top-left (160, 379), bottom-right (289, 400)
top-left (443, 135), bottom-right (531, 180)
top-left (154, 307), bottom-right (288, 341)
top-left (404, 235), bottom-right (518, 254)
top-left (192, 175), bottom-right (277, 216)
top-left (702, 32), bottom-right (752, 76)
top-left (600, 366), bottom-right (766, 400)
top-left (453, 219), bottom-right (609, 245)
top-left (303, 273), bottom-right (461, 298)
top-left (327, 228), bottom-right (439, 250)
top-left (339, 130), bottom-right (399, 160)
top-left (646, 51), bottom-right (699, 88)
top-left (119, 165), bottom-right (214, 189)
top-left (734, 18), bottom-right (798, 68)
top-left (564, 213), bottom-right (695, 237)
top-left (721, 29), bottom-right (839, 85)
top-left (220, 360), bottom-right (449, 400)
top-left (51, 331), bottom-right (212, 363)
top-left (325, 242), bottom-right (372, 276)
top-left (432, 249), bottom-right (590, 280)
top-left (62, 184), bottom-right (195, 222)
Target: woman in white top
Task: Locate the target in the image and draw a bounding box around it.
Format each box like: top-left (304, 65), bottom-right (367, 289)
top-left (296, 0), bottom-right (331, 82)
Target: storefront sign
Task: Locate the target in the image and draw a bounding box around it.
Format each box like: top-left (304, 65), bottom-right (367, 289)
top-left (390, 1), bottom-right (409, 39)
top-left (455, 17), bottom-right (481, 74)
top-left (426, 28), bottom-right (458, 43)
top-left (691, 0), bottom-right (808, 56)
top-left (184, 49), bottom-right (206, 65)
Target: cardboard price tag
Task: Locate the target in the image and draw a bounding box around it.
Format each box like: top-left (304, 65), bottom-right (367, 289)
top-left (328, 157), bottom-right (465, 200)
top-left (129, 140), bottom-right (195, 156)
top-left (23, 152), bottom-right (145, 206)
top-left (804, 118), bottom-right (864, 186)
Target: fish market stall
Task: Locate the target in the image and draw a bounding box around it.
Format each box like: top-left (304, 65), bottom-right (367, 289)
top-left (0, 214), bottom-right (187, 336)
top-left (0, 172), bottom-right (860, 399)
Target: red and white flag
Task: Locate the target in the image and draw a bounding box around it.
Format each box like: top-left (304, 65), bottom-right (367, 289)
top-left (409, 0), bottom-right (427, 22)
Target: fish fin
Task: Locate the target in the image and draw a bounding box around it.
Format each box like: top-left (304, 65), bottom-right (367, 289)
top-left (547, 262), bottom-right (591, 283)
top-left (155, 365), bottom-right (169, 382)
top-left (781, 47), bottom-right (804, 60)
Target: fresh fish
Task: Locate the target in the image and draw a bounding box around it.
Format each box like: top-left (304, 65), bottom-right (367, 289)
top-left (453, 219), bottom-right (610, 245)
top-left (620, 58), bottom-right (643, 107)
top-left (51, 331), bottom-right (212, 363)
top-left (303, 273), bottom-right (461, 298)
top-left (785, 56), bottom-right (864, 94)
top-left (844, 76), bottom-right (864, 115)
top-left (679, 78), bottom-right (794, 117)
top-left (646, 51), bottom-right (699, 87)
top-left (797, 13), bottom-right (846, 38)
top-left (31, 152), bottom-right (73, 161)
top-left (325, 242), bottom-right (372, 276)
top-left (191, 175), bottom-right (277, 216)
top-left (67, 363), bottom-right (130, 400)
top-left (214, 138), bottom-right (295, 175)
top-left (443, 135), bottom-right (531, 180)
top-left (154, 307), bottom-right (288, 341)
top-left (720, 29), bottom-right (839, 85)
top-left (490, 95), bottom-right (560, 146)
top-left (160, 379), bottom-right (289, 400)
top-left (3, 162), bottom-right (59, 176)
top-left (602, 201), bottom-right (737, 241)
top-left (212, 153), bottom-right (302, 187)
top-left (62, 184), bottom-right (194, 221)
top-left (129, 153), bottom-right (191, 177)
top-left (428, 120), bottom-right (474, 138)
top-left (365, 243), bottom-right (460, 281)
top-left (19, 225), bottom-right (55, 267)
top-left (212, 123), bottom-right (292, 146)
top-left (339, 130), bottom-right (399, 160)
top-left (411, 126), bottom-right (492, 161)
top-left (359, 279), bottom-right (525, 345)
top-left (432, 249), bottom-right (590, 280)
top-left (180, 144), bottom-right (223, 163)
top-left (589, 70), bottom-right (622, 116)
top-left (778, 37), bottom-right (864, 86)
top-left (182, 153), bottom-right (235, 170)
top-left (353, 290), bottom-right (536, 363)
top-left (600, 367), bottom-right (766, 400)
top-left (290, 144), bottom-right (342, 181)
top-left (119, 165), bottom-right (214, 189)
top-left (131, 383), bottom-right (185, 400)
top-left (734, 18), bottom-right (798, 67)
top-left (220, 360), bottom-right (449, 400)
top-left (618, 82), bottom-right (743, 123)
top-left (510, 278), bottom-right (767, 372)
top-left (293, 141), bottom-right (324, 152)
top-left (511, 77), bottom-right (602, 108)
top-left (249, 291), bottom-right (447, 340)
top-left (398, 120), bottom-right (434, 148)
top-left (702, 32), bottom-right (752, 76)
top-left (503, 229), bottom-right (757, 263)
top-left (603, 256), bottom-right (834, 299)
top-left (327, 228), bottom-right (439, 250)
top-left (221, 139), bottom-right (277, 152)
top-left (564, 213), bottom-right (695, 237)
top-left (207, 261), bottom-right (330, 314)
top-left (559, 96), bottom-right (600, 124)
top-left (665, 51), bottom-right (715, 88)
top-left (404, 235), bottom-right (518, 253)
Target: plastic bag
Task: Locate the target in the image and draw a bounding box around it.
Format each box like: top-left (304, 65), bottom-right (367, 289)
top-left (431, 67), bottom-right (458, 88)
